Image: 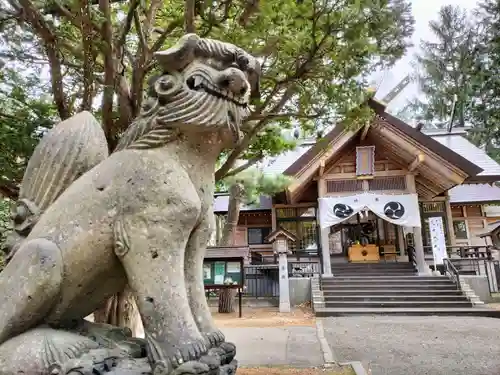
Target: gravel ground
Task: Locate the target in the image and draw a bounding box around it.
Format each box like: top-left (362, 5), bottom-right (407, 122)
top-left (322, 316), bottom-right (500, 375)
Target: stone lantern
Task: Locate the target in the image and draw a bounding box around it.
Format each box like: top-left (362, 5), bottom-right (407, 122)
top-left (479, 221), bottom-right (500, 259)
top-left (265, 227), bottom-right (297, 313)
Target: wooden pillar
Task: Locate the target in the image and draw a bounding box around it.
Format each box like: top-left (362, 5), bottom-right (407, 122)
top-left (444, 192), bottom-right (456, 246)
top-left (397, 226), bottom-right (406, 256)
top-left (318, 178), bottom-right (332, 276)
top-left (406, 174), bottom-right (429, 273)
top-left (271, 207), bottom-right (277, 231)
top-left (413, 226), bottom-right (431, 275)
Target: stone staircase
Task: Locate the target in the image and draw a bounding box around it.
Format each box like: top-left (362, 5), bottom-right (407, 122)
top-left (313, 262), bottom-right (499, 317)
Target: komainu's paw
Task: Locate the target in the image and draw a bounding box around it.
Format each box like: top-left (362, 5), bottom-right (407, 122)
top-left (218, 342), bottom-right (236, 365)
top-left (152, 360), bottom-right (174, 375)
top-left (206, 347), bottom-right (225, 364)
top-left (147, 333), bottom-right (208, 370)
top-left (199, 354), bottom-right (221, 375)
top-left (218, 360), bottom-right (238, 375)
top-left (203, 331), bottom-right (225, 348)
top-left (169, 339), bottom-right (208, 368)
top-left (170, 361), bottom-right (211, 375)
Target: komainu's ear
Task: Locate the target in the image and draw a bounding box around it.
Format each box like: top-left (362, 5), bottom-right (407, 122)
top-left (246, 56), bottom-right (261, 100)
top-left (154, 33), bottom-right (200, 72)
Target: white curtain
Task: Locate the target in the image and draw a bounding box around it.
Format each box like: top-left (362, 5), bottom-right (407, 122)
top-left (318, 193), bottom-right (421, 229)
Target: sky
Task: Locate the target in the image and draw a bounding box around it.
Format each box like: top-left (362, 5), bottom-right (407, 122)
top-left (374, 0), bottom-right (479, 113)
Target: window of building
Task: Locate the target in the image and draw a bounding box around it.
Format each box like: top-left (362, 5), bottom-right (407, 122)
top-left (453, 220), bottom-right (468, 240)
top-left (247, 227), bottom-right (271, 245)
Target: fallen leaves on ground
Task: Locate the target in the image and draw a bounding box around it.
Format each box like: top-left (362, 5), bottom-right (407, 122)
top-left (212, 306), bottom-right (315, 328)
top-left (238, 366), bottom-right (355, 375)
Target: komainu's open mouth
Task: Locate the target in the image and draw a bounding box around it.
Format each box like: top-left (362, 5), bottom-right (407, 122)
top-left (186, 76), bottom-right (248, 108)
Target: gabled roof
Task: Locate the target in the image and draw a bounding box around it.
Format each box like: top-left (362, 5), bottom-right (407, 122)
top-left (430, 132), bottom-right (500, 182)
top-left (265, 227), bottom-right (297, 243)
top-left (448, 184), bottom-right (500, 204)
top-left (282, 99), bottom-right (482, 178)
top-left (213, 193), bottom-right (272, 213)
top-left (478, 221), bottom-right (500, 238)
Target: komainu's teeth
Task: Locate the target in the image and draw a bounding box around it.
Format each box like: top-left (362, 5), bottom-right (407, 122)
top-left (194, 76), bottom-right (203, 88)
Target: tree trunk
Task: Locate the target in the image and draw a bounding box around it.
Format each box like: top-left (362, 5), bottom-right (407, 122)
top-left (93, 285), bottom-right (142, 336)
top-left (218, 288), bottom-right (235, 313)
top-left (217, 183), bottom-right (244, 313)
top-left (220, 183), bottom-right (243, 246)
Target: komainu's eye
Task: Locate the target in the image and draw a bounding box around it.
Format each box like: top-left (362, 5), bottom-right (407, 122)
top-left (237, 54), bottom-right (249, 70)
top-left (11, 204), bottom-right (28, 224)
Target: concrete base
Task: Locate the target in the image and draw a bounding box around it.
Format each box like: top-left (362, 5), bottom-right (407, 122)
top-left (289, 277), bottom-right (311, 306)
top-left (461, 275), bottom-right (491, 303)
top-left (279, 302), bottom-right (291, 313)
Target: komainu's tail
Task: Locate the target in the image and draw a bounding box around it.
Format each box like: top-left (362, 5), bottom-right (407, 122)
top-left (3, 111), bottom-right (109, 257)
top-left (20, 111), bottom-right (109, 211)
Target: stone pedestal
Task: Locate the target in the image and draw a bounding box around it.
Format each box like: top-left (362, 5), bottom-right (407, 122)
top-left (278, 252), bottom-right (291, 313)
top-left (265, 228), bottom-right (297, 314)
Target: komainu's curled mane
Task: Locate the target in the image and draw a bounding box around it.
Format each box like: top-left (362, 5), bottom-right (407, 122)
top-left (116, 34), bottom-right (260, 151)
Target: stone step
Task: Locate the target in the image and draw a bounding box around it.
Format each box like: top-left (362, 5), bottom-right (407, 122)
top-left (321, 284), bottom-right (459, 290)
top-left (322, 279), bottom-right (455, 286)
top-left (332, 262), bottom-right (414, 265)
top-left (322, 300), bottom-right (473, 308)
top-left (331, 267), bottom-right (416, 272)
top-left (322, 289), bottom-right (464, 296)
top-left (324, 276), bottom-right (440, 280)
top-left (323, 295), bottom-right (470, 302)
top-left (331, 264), bottom-right (415, 270)
top-left (314, 307), bottom-right (500, 318)
top-left (331, 272), bottom-right (417, 277)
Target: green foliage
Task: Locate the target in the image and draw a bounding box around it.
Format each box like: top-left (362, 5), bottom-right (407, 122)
top-left (409, 5), bottom-right (478, 129)
top-left (0, 68), bottom-right (58, 198)
top-left (224, 168), bottom-right (293, 206)
top-left (0, 198), bottom-right (11, 269)
top-left (1, 0), bottom-right (415, 186)
top-left (467, 0), bottom-right (500, 161)
top-left (401, 2), bottom-right (500, 161)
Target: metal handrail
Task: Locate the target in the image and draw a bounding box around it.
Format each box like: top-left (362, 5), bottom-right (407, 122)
top-left (422, 245), bottom-right (494, 260)
top-left (443, 258), bottom-right (461, 291)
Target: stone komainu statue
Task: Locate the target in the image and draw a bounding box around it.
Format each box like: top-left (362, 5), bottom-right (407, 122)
top-left (0, 34), bottom-right (260, 375)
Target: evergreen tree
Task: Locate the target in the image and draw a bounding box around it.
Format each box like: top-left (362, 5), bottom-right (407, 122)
top-left (411, 5), bottom-right (479, 129)
top-left (467, 0), bottom-right (500, 160)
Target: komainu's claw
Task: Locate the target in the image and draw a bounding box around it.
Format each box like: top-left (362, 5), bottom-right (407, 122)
top-left (152, 360), bottom-right (173, 375)
top-left (170, 361), bottom-right (211, 375)
top-left (203, 331), bottom-right (225, 349)
top-left (147, 332), bottom-right (209, 370)
top-left (218, 342), bottom-right (236, 366)
top-left (218, 360), bottom-right (238, 375)
top-left (199, 354), bottom-right (221, 375)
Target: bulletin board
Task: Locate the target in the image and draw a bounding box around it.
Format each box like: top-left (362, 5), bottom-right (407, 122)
top-left (203, 257), bottom-right (244, 287)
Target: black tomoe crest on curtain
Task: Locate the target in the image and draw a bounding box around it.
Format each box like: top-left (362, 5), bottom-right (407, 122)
top-left (384, 201), bottom-right (405, 220)
top-left (333, 203), bottom-right (354, 219)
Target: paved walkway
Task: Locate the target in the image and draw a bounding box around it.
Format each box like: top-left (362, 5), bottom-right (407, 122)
top-left (322, 316), bottom-right (500, 375)
top-left (222, 326), bottom-right (324, 367)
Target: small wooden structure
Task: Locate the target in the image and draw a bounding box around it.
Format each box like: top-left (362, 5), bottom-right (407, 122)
top-left (478, 221), bottom-right (500, 249)
top-left (265, 227), bottom-right (297, 254)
